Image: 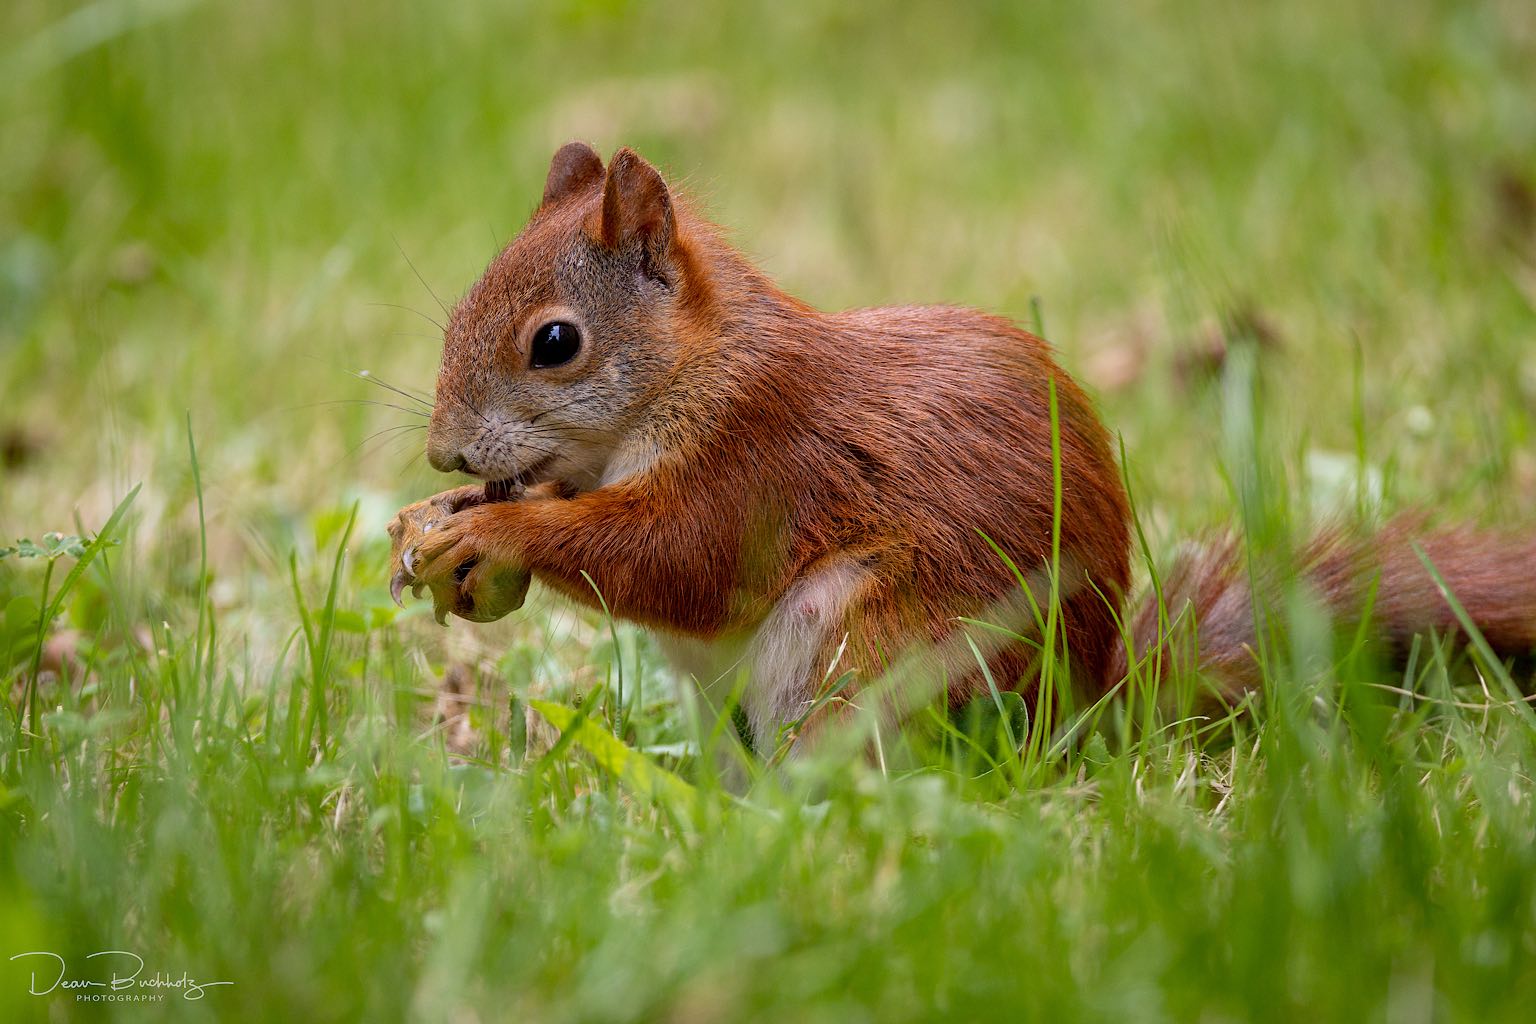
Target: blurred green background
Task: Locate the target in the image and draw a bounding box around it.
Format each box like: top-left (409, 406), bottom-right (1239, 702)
top-left (4, 0), bottom-right (1534, 554)
top-left (2, 1), bottom-right (1536, 1021)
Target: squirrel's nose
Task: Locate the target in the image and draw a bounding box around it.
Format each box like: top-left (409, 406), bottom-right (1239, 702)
top-left (426, 441), bottom-right (468, 475)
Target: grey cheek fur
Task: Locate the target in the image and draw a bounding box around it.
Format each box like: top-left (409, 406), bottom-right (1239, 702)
top-left (428, 234), bottom-right (676, 483)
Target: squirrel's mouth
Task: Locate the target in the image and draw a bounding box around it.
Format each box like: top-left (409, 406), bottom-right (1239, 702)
top-left (484, 478), bottom-right (520, 502)
top-left (483, 454), bottom-right (556, 502)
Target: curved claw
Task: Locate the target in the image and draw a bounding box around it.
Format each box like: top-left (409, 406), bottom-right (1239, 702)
top-left (402, 545), bottom-right (419, 577)
top-left (389, 570), bottom-right (408, 608)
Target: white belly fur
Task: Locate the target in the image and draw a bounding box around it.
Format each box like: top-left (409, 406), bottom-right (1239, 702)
top-left (656, 558), bottom-right (868, 751)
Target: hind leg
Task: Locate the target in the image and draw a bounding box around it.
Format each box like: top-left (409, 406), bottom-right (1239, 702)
top-left (743, 558), bottom-right (866, 753)
top-left (742, 559), bottom-right (947, 758)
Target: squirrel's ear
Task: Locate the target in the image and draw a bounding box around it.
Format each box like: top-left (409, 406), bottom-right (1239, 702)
top-left (598, 147), bottom-right (674, 273)
top-left (542, 142), bottom-right (605, 207)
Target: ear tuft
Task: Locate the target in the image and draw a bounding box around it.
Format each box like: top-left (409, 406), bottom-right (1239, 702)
top-left (542, 142), bottom-right (605, 207)
top-left (599, 147), bottom-right (674, 267)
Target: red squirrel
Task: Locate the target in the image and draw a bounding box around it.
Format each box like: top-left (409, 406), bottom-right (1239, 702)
top-left (388, 142), bottom-right (1536, 748)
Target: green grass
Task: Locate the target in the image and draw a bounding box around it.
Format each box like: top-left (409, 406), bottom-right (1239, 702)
top-left (2, 0), bottom-right (1536, 1020)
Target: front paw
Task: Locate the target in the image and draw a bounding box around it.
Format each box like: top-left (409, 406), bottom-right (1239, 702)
top-left (400, 504), bottom-right (531, 625)
top-left (387, 485), bottom-right (486, 607)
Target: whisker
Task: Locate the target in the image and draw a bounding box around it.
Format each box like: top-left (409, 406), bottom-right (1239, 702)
top-left (393, 236), bottom-right (450, 315)
top-left (327, 423), bottom-right (427, 475)
top-left (352, 369), bottom-right (435, 409)
top-left (385, 430), bottom-right (431, 461)
top-left (289, 398), bottom-right (429, 419)
top-left (369, 301), bottom-right (445, 333)
top-left (355, 435), bottom-right (428, 473)
top-left (399, 447), bottom-right (428, 477)
top-left (454, 386), bottom-right (493, 427)
top-left (530, 395), bottom-right (594, 424)
top-left (353, 423), bottom-right (428, 451)
top-left (346, 427), bottom-right (427, 465)
top-left (300, 352), bottom-right (433, 404)
top-left (523, 424), bottom-right (621, 443)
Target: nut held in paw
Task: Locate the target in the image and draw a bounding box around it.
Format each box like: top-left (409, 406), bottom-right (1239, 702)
top-left (456, 564), bottom-right (532, 623)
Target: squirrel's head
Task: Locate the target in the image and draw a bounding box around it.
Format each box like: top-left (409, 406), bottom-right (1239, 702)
top-left (426, 142), bottom-right (701, 492)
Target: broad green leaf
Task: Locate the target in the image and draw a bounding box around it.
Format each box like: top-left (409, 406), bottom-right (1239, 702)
top-left (4, 594), bottom-right (39, 637)
top-left (368, 604), bottom-right (399, 630)
top-left (330, 609), bottom-right (370, 634)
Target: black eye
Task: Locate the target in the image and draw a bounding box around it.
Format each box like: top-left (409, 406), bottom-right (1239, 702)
top-left (530, 321), bottom-right (581, 369)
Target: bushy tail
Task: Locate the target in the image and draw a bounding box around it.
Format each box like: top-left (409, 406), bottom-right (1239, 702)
top-left (1118, 520), bottom-right (1536, 698)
